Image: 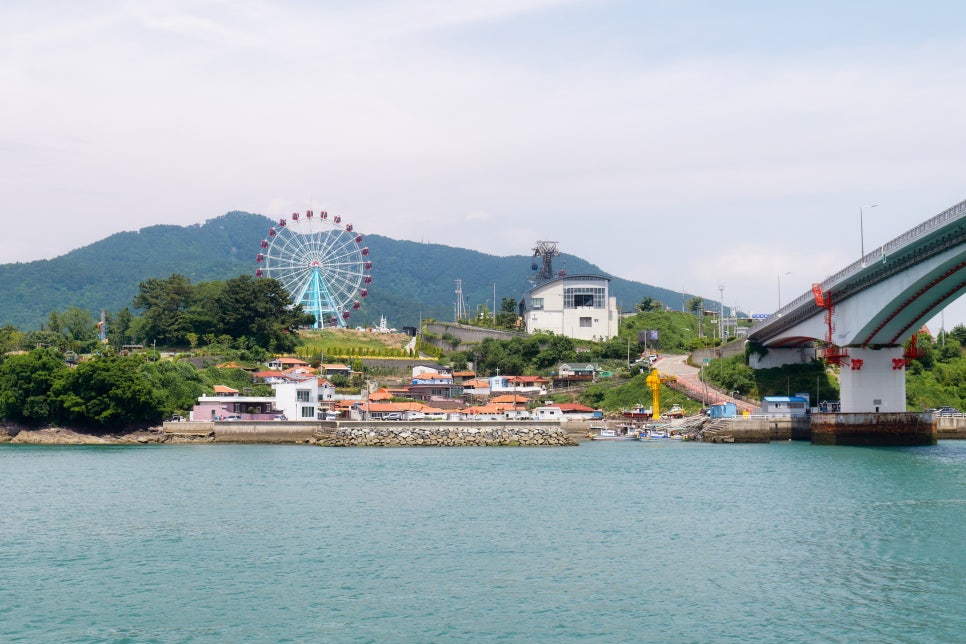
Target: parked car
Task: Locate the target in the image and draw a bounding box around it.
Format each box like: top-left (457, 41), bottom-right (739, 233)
top-left (937, 406), bottom-right (960, 416)
top-left (221, 415), bottom-right (243, 421)
top-left (273, 414), bottom-right (287, 421)
top-left (166, 414), bottom-right (185, 422)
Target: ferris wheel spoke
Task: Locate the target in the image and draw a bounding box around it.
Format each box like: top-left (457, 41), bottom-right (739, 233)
top-left (256, 215), bottom-right (370, 328)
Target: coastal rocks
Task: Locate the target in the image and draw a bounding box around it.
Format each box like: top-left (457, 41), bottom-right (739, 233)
top-left (312, 423), bottom-right (578, 447)
top-left (0, 425), bottom-right (168, 445)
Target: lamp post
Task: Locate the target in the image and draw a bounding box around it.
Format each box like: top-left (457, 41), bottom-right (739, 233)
top-left (718, 282), bottom-right (725, 345)
top-left (680, 327), bottom-right (691, 351)
top-left (777, 271), bottom-right (791, 310)
top-left (860, 204), bottom-right (877, 264)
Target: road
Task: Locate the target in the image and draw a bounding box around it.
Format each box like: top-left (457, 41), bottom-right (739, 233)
top-left (653, 354), bottom-right (757, 413)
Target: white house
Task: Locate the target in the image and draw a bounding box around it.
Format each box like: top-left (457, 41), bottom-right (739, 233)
top-left (273, 379), bottom-right (336, 421)
top-left (523, 274), bottom-right (619, 341)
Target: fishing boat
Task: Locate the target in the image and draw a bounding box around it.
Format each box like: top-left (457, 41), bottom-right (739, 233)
top-left (589, 423), bottom-right (638, 441)
top-left (620, 404), bottom-right (653, 420)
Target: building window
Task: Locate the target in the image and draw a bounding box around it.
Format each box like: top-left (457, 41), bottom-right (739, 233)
top-left (300, 406), bottom-right (315, 418)
top-left (296, 389), bottom-right (311, 402)
top-left (530, 297), bottom-right (544, 310)
top-left (579, 317), bottom-right (592, 327)
top-left (564, 287), bottom-right (604, 308)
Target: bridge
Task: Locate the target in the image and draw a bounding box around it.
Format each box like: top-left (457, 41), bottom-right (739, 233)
top-left (747, 198), bottom-right (966, 422)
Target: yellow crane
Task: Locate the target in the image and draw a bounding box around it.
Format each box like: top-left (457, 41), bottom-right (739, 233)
top-left (644, 368), bottom-right (677, 419)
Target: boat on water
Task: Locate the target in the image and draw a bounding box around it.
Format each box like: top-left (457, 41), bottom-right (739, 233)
top-left (589, 424), bottom-right (638, 441)
top-left (637, 423), bottom-right (685, 440)
top-left (637, 427), bottom-right (669, 440)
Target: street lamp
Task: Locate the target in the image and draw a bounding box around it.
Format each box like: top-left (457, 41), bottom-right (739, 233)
top-left (860, 204), bottom-right (877, 264)
top-left (777, 271), bottom-right (791, 310)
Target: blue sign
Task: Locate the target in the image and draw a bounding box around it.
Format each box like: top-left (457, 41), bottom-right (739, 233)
top-left (649, 330), bottom-right (659, 340)
top-left (752, 313), bottom-right (770, 320)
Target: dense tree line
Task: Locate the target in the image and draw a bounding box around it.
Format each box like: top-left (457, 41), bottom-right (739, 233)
top-left (0, 347), bottom-right (273, 430)
top-left (0, 274), bottom-right (313, 357)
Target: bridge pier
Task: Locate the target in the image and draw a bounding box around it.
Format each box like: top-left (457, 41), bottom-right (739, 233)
top-left (811, 412), bottom-right (936, 446)
top-left (838, 346), bottom-right (906, 413)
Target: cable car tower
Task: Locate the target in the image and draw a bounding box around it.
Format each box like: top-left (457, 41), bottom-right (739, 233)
top-left (530, 241), bottom-right (560, 285)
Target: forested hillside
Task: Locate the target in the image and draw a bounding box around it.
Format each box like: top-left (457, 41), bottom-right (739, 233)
top-left (0, 211), bottom-right (694, 330)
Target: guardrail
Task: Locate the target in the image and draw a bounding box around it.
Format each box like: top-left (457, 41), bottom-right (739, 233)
top-left (752, 198), bottom-right (966, 337)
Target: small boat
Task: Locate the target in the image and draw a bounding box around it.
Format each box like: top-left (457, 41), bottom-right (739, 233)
top-left (590, 424), bottom-right (638, 441)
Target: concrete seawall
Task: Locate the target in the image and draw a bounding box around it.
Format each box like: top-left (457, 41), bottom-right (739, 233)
top-left (700, 417), bottom-right (811, 443)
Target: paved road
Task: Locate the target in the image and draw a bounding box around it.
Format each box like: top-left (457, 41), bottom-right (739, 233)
top-left (654, 354), bottom-right (757, 412)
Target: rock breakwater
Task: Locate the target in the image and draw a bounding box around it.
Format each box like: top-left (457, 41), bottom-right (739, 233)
top-left (313, 423), bottom-right (578, 447)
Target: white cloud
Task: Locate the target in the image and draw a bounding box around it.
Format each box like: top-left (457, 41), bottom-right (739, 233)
top-left (1, 0), bottom-right (965, 324)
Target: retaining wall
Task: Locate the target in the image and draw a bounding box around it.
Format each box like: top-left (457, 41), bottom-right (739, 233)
top-left (935, 415), bottom-right (966, 439)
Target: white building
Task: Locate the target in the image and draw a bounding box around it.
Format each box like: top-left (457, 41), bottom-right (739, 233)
top-left (523, 274), bottom-right (619, 341)
top-left (272, 379), bottom-right (336, 421)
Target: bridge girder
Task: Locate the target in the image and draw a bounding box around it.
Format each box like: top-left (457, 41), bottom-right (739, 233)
top-left (749, 203), bottom-right (966, 350)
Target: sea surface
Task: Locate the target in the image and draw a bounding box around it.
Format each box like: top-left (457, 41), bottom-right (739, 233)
top-left (2, 440), bottom-right (965, 643)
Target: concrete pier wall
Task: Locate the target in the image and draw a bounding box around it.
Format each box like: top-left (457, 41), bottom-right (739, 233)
top-left (701, 416), bottom-right (810, 443)
top-left (811, 412), bottom-right (936, 446)
top-left (936, 415), bottom-right (966, 439)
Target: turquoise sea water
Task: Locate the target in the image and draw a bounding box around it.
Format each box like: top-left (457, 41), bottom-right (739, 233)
top-left (2, 441), bottom-right (965, 643)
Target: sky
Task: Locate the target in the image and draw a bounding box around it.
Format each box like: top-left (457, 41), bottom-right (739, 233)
top-left (3, 0), bottom-right (966, 330)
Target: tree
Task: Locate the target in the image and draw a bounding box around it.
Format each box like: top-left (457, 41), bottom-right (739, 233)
top-left (496, 297), bottom-right (519, 329)
top-left (213, 275), bottom-right (314, 352)
top-left (686, 296), bottom-right (704, 316)
top-left (108, 307), bottom-right (135, 349)
top-left (0, 348), bottom-right (69, 425)
top-left (51, 355), bottom-right (164, 427)
top-left (60, 306), bottom-right (98, 352)
top-left (0, 324), bottom-right (25, 354)
top-left (636, 297), bottom-right (664, 313)
top-left (132, 274), bottom-right (195, 346)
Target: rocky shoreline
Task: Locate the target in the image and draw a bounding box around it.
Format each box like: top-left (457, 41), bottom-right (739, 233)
top-left (0, 425), bottom-right (167, 445)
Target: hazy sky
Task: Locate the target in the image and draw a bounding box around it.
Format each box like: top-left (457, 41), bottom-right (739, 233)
top-left (3, 0), bottom-right (965, 328)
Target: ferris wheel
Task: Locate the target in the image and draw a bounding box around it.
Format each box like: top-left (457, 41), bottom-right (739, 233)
top-left (255, 210), bottom-right (372, 328)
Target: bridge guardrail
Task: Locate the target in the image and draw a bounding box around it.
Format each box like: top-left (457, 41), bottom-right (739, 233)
top-left (753, 198), bottom-right (966, 336)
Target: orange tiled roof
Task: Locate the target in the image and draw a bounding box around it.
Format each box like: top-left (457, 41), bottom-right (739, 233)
top-left (368, 388), bottom-right (393, 401)
top-left (275, 357), bottom-right (309, 365)
top-left (321, 363), bottom-right (350, 370)
top-left (213, 385), bottom-right (239, 394)
top-left (253, 370), bottom-right (289, 379)
top-left (462, 379), bottom-right (491, 388)
top-left (464, 404), bottom-right (504, 414)
top-left (555, 403), bottom-right (596, 412)
top-left (490, 394), bottom-right (529, 403)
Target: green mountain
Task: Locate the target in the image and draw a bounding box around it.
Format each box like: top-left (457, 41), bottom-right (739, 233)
top-left (0, 211), bottom-right (695, 330)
